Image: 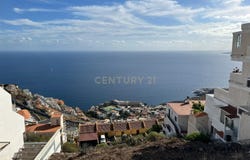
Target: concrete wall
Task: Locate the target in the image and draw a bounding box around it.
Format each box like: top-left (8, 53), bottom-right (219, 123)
top-left (178, 115), bottom-right (189, 132)
top-left (204, 95), bottom-right (225, 133)
top-left (238, 113), bottom-right (250, 140)
top-left (0, 87), bottom-right (25, 160)
top-left (188, 114), bottom-right (208, 135)
top-left (35, 129), bottom-right (62, 160)
top-left (163, 115), bottom-right (177, 137)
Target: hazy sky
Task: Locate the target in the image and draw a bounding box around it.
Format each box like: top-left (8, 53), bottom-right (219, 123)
top-left (0, 0), bottom-right (249, 51)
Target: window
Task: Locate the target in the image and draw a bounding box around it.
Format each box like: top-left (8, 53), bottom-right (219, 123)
top-left (247, 78), bottom-right (250, 87)
top-left (236, 33), bottom-right (241, 48)
top-left (174, 116), bottom-right (177, 121)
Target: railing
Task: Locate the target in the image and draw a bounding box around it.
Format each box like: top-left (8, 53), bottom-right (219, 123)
top-left (34, 128), bottom-right (62, 160)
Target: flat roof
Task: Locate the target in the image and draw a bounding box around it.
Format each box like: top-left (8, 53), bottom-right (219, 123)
top-left (167, 101), bottom-right (205, 116)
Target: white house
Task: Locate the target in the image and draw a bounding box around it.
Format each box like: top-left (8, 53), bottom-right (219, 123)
top-left (162, 100), bottom-right (205, 137)
top-left (0, 87), bottom-right (25, 160)
top-left (205, 23), bottom-right (250, 142)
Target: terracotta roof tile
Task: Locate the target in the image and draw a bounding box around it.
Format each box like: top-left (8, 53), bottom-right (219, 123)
top-left (221, 106), bottom-right (237, 115)
top-left (167, 101), bottom-right (205, 116)
top-left (17, 109), bottom-right (31, 120)
top-left (97, 123), bottom-right (111, 132)
top-left (113, 122), bottom-right (128, 131)
top-left (51, 112), bottom-right (62, 118)
top-left (143, 120), bottom-right (156, 128)
top-left (79, 124), bottom-right (96, 133)
top-left (226, 114), bottom-right (239, 119)
top-left (79, 133), bottom-right (98, 142)
top-left (129, 121), bottom-right (143, 129)
top-left (26, 124), bottom-right (60, 133)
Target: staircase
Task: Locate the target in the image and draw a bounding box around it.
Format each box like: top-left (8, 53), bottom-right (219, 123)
top-left (13, 142), bottom-right (46, 160)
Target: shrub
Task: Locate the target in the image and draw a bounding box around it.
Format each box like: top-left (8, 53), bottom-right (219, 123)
top-left (147, 124), bottom-right (163, 133)
top-left (26, 133), bottom-right (51, 142)
top-left (62, 142), bottom-right (79, 153)
top-left (185, 132), bottom-right (210, 143)
top-left (192, 101), bottom-right (204, 114)
top-left (146, 131), bottom-right (165, 141)
top-left (96, 143), bottom-right (108, 148)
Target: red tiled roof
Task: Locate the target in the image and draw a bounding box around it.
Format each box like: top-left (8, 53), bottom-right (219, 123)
top-left (79, 133), bottom-right (98, 142)
top-left (26, 124), bottom-right (60, 133)
top-left (51, 112), bottom-right (62, 118)
top-left (79, 124), bottom-right (96, 133)
top-left (221, 106), bottom-right (237, 115)
top-left (129, 121), bottom-right (143, 129)
top-left (226, 114), bottom-right (239, 119)
top-left (113, 122), bottom-right (128, 131)
top-left (167, 101), bottom-right (205, 116)
top-left (17, 109), bottom-right (31, 120)
top-left (143, 120), bottom-right (157, 128)
top-left (97, 123), bottom-right (111, 132)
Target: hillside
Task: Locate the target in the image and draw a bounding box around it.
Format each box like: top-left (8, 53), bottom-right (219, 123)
top-left (50, 138), bottom-right (250, 160)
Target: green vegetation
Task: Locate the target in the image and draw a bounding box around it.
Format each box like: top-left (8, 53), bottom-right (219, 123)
top-left (103, 106), bottom-right (116, 112)
top-left (119, 110), bottom-right (130, 119)
top-left (192, 101), bottom-right (204, 114)
top-left (147, 124), bottom-right (162, 133)
top-left (86, 110), bottom-right (98, 118)
top-left (62, 142), bottom-right (79, 153)
top-left (146, 131), bottom-right (165, 142)
top-left (185, 132), bottom-right (210, 143)
top-left (25, 133), bottom-right (51, 142)
top-left (96, 143), bottom-right (108, 148)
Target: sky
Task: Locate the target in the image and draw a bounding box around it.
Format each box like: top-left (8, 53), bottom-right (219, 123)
top-left (0, 0), bottom-right (250, 51)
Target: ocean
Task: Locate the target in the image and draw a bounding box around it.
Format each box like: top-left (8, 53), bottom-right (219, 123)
top-left (0, 51), bottom-right (240, 111)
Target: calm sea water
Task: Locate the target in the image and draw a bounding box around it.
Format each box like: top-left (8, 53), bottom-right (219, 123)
top-left (0, 51), bottom-right (240, 110)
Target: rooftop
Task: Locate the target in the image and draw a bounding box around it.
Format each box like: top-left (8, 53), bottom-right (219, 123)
top-left (79, 123), bottom-right (96, 134)
top-left (26, 124), bottom-right (60, 133)
top-left (17, 109), bottom-right (31, 120)
top-left (51, 112), bottom-right (62, 118)
top-left (167, 101), bottom-right (205, 116)
top-left (221, 106), bottom-right (237, 115)
top-left (97, 123), bottom-right (111, 132)
top-left (79, 133), bottom-right (98, 142)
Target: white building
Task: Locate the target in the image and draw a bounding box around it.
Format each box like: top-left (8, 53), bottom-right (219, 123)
top-left (205, 23), bottom-right (250, 142)
top-left (0, 87), bottom-right (25, 160)
top-left (162, 100), bottom-right (205, 137)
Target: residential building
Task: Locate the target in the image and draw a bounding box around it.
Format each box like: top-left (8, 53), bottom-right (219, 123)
top-left (187, 112), bottom-right (208, 135)
top-left (78, 119), bottom-right (158, 145)
top-left (162, 100), bottom-right (205, 137)
top-left (14, 113), bottom-right (66, 159)
top-left (204, 23), bottom-right (250, 142)
top-left (0, 87), bottom-right (25, 160)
